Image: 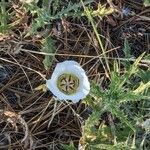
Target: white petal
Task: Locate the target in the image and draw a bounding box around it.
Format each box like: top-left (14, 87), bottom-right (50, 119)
top-left (63, 65), bottom-right (86, 77)
top-left (50, 61), bottom-right (81, 79)
top-left (60, 60), bottom-right (81, 67)
top-left (50, 63), bottom-right (66, 78)
top-left (46, 79), bottom-right (67, 100)
top-left (82, 76), bottom-right (90, 93)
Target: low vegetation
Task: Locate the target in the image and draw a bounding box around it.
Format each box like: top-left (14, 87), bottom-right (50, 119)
top-left (0, 0), bottom-right (150, 149)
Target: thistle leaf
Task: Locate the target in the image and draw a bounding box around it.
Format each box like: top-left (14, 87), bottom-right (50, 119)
top-left (41, 37), bottom-right (56, 70)
top-left (133, 81), bottom-right (150, 94)
top-left (123, 38), bottom-right (133, 58)
top-left (144, 0), bottom-right (150, 7)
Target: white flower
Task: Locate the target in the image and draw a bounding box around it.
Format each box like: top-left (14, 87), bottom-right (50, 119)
top-left (46, 60), bottom-right (90, 103)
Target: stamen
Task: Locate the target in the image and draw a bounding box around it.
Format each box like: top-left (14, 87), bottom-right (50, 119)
top-left (57, 73), bottom-right (79, 95)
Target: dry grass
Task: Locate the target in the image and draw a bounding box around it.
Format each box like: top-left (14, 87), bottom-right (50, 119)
top-left (0, 0), bottom-right (150, 149)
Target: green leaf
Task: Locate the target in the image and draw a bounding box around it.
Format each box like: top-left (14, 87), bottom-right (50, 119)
top-left (88, 143), bottom-right (115, 150)
top-left (26, 0), bottom-right (93, 34)
top-left (122, 38), bottom-right (133, 69)
top-left (0, 1), bottom-right (11, 33)
top-left (88, 143), bottom-right (132, 150)
top-left (133, 81), bottom-right (150, 94)
top-left (83, 110), bottom-right (102, 143)
top-left (123, 38), bottom-right (133, 58)
top-left (126, 52), bottom-right (145, 78)
top-left (110, 106), bottom-right (135, 132)
top-left (63, 141), bottom-right (76, 150)
top-left (144, 0), bottom-right (150, 7)
top-left (84, 111), bottom-right (100, 132)
top-left (138, 69), bottom-right (150, 83)
top-left (90, 82), bottom-right (104, 98)
top-left (53, 0), bottom-right (93, 19)
top-left (41, 37), bottom-right (56, 70)
top-left (144, 54), bottom-right (150, 60)
top-left (137, 69), bottom-right (150, 96)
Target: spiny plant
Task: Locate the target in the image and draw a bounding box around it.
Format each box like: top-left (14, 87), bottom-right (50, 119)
top-left (0, 0), bottom-right (10, 33)
top-left (79, 53), bottom-right (150, 150)
top-left (24, 0), bottom-right (93, 35)
top-left (41, 36), bottom-right (56, 70)
top-left (22, 0), bottom-right (94, 69)
top-left (144, 0), bottom-right (150, 7)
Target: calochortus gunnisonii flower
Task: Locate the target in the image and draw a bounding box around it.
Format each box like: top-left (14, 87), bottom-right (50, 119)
top-left (46, 60), bottom-right (90, 103)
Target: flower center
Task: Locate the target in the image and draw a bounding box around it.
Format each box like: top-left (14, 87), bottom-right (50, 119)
top-left (57, 73), bottom-right (80, 95)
